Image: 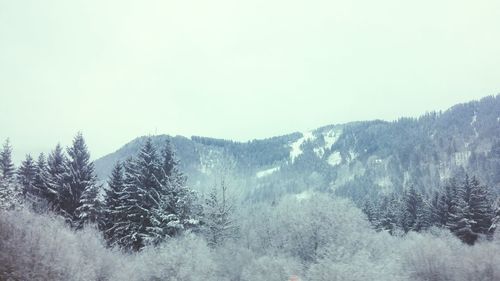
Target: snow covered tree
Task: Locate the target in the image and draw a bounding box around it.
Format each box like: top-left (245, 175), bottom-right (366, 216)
top-left (447, 196), bottom-right (476, 245)
top-left (17, 154), bottom-right (37, 199)
top-left (490, 201), bottom-right (499, 234)
top-left (435, 180), bottom-right (457, 227)
top-left (402, 186), bottom-right (429, 232)
top-left (203, 178), bottom-right (239, 247)
top-left (376, 194), bottom-right (403, 234)
top-left (152, 140), bottom-right (200, 239)
top-left (113, 138), bottom-right (200, 251)
top-left (114, 138), bottom-right (164, 250)
top-left (102, 161), bottom-right (125, 245)
top-left (0, 138), bottom-right (15, 181)
top-left (0, 139), bottom-right (20, 209)
top-left (59, 133), bottom-right (101, 228)
top-left (46, 144), bottom-right (66, 208)
top-left (469, 176), bottom-right (494, 238)
top-left (33, 153), bottom-right (51, 204)
top-left (446, 175), bottom-right (476, 244)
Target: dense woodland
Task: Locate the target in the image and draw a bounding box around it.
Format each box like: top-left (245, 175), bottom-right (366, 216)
top-left (1, 134), bottom-right (500, 280)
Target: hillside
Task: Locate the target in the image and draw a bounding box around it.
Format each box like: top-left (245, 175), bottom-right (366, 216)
top-left (95, 95), bottom-right (500, 202)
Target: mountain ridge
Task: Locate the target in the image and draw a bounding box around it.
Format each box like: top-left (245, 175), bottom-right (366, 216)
top-left (95, 95), bottom-right (500, 202)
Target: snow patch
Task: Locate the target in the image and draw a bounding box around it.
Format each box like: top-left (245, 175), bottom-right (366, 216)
top-left (256, 166), bottom-right (280, 178)
top-left (347, 149), bottom-right (358, 163)
top-left (289, 132), bottom-right (316, 163)
top-left (314, 128), bottom-right (342, 158)
top-left (324, 129), bottom-right (341, 149)
top-left (295, 190), bottom-right (312, 201)
top-left (471, 112), bottom-right (479, 137)
top-left (327, 151), bottom-right (342, 166)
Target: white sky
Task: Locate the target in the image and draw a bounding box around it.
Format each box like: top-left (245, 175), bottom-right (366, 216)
top-left (1, 0), bottom-right (499, 163)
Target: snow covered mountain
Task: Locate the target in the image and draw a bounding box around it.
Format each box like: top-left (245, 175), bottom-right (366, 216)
top-left (94, 95), bottom-right (500, 202)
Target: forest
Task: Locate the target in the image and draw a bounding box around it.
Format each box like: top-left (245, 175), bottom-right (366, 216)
top-left (1, 134), bottom-right (500, 281)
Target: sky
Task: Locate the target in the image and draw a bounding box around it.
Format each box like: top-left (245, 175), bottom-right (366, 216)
top-left (1, 0), bottom-right (500, 163)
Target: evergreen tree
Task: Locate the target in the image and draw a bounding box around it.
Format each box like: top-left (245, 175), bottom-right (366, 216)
top-left (115, 138), bottom-right (163, 250)
top-left (153, 140), bottom-right (200, 239)
top-left (377, 194), bottom-right (402, 234)
top-left (446, 175), bottom-right (477, 244)
top-left (469, 176), bottom-right (494, 238)
top-left (402, 186), bottom-right (428, 232)
top-left (436, 180), bottom-right (457, 227)
top-left (47, 144), bottom-right (66, 208)
top-left (102, 161), bottom-right (125, 245)
top-left (0, 139), bottom-right (20, 209)
top-left (429, 191), bottom-right (441, 226)
top-left (59, 133), bottom-right (101, 228)
top-left (114, 138), bottom-right (199, 251)
top-left (33, 153), bottom-right (52, 204)
top-left (0, 138), bottom-right (15, 181)
top-left (17, 154), bottom-right (37, 199)
top-left (203, 178), bottom-right (238, 247)
top-left (490, 201), bottom-right (499, 234)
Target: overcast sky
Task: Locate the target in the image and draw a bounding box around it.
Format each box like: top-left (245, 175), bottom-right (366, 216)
top-left (1, 0), bottom-right (500, 163)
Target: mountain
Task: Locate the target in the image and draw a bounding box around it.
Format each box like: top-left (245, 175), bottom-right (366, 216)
top-left (94, 95), bottom-right (500, 202)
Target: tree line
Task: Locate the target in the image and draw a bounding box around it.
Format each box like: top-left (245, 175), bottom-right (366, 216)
top-left (0, 134), bottom-right (236, 252)
top-left (363, 175), bottom-right (499, 244)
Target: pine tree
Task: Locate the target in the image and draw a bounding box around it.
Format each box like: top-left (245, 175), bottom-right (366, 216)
top-left (430, 191), bottom-right (441, 226)
top-left (377, 194), bottom-right (402, 234)
top-left (33, 153), bottom-right (52, 204)
top-left (446, 175), bottom-right (477, 244)
top-left (115, 138), bottom-right (163, 250)
top-left (113, 138), bottom-right (200, 251)
top-left (203, 178), bottom-right (238, 247)
top-left (0, 139), bottom-right (20, 209)
top-left (59, 133), bottom-right (101, 228)
top-left (17, 154), bottom-right (37, 200)
top-left (47, 144), bottom-right (66, 208)
top-left (490, 202), bottom-right (499, 234)
top-left (435, 180), bottom-right (457, 227)
top-left (0, 138), bottom-right (15, 181)
top-left (153, 140), bottom-right (200, 239)
top-left (102, 161), bottom-right (125, 245)
top-left (402, 186), bottom-right (428, 232)
top-left (469, 176), bottom-right (494, 238)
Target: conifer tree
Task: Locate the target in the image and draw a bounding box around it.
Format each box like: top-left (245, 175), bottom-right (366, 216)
top-left (0, 139), bottom-right (20, 209)
top-left (113, 138), bottom-right (199, 251)
top-left (152, 140), bottom-right (200, 239)
top-left (446, 175), bottom-right (477, 244)
top-left (402, 186), bottom-right (427, 232)
top-left (59, 133), bottom-right (101, 228)
top-left (377, 194), bottom-right (402, 234)
top-left (115, 138), bottom-right (163, 250)
top-left (33, 153), bottom-right (52, 204)
top-left (203, 178), bottom-right (238, 247)
top-left (102, 161), bottom-right (125, 245)
top-left (17, 154), bottom-right (38, 203)
top-left (47, 143), bottom-right (66, 208)
top-left (469, 176), bottom-right (494, 238)
top-left (0, 138), bottom-right (15, 181)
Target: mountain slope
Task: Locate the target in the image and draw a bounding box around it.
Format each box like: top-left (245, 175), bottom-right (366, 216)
top-left (95, 95), bottom-right (500, 202)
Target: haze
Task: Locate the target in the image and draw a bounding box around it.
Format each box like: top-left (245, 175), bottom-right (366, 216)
top-left (1, 0), bottom-right (499, 163)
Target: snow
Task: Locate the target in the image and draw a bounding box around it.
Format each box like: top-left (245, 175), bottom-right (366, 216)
top-left (289, 132), bottom-right (316, 163)
top-left (348, 149), bottom-right (358, 162)
top-left (471, 112), bottom-right (479, 138)
top-left (314, 128), bottom-right (342, 158)
top-left (453, 151), bottom-right (471, 166)
top-left (256, 166), bottom-right (280, 178)
top-left (295, 190), bottom-right (312, 201)
top-left (323, 129), bottom-right (341, 149)
top-left (327, 151), bottom-right (342, 166)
